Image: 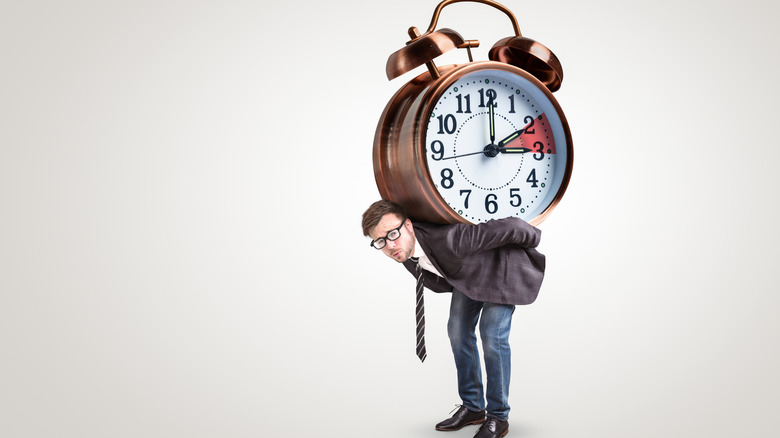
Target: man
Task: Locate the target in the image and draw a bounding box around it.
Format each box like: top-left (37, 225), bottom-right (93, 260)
top-left (361, 200), bottom-right (546, 438)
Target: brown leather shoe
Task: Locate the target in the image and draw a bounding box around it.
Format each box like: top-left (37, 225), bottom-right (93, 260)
top-left (473, 416), bottom-right (509, 438)
top-left (435, 405), bottom-right (486, 431)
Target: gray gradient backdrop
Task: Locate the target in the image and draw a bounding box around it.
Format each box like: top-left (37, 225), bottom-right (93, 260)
top-left (2, 1), bottom-right (778, 437)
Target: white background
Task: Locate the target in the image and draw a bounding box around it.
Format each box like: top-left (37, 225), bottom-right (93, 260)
top-left (2, 1), bottom-right (778, 437)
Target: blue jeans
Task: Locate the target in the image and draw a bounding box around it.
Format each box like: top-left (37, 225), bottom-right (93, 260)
top-left (448, 289), bottom-right (515, 421)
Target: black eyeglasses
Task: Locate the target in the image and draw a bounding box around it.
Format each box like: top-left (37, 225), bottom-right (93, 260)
top-left (370, 220), bottom-right (406, 250)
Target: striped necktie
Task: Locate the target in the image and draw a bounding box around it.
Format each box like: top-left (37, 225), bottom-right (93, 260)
top-left (411, 257), bottom-right (427, 362)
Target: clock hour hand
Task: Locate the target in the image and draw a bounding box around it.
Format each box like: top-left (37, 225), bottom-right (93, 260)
top-left (497, 128), bottom-right (524, 147)
top-left (498, 146), bottom-right (532, 154)
top-left (496, 128), bottom-right (531, 154)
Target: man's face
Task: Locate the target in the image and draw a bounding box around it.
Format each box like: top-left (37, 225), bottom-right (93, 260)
top-left (369, 213), bottom-right (415, 263)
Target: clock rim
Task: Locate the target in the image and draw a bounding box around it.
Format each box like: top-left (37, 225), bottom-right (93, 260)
top-left (373, 61), bottom-right (573, 226)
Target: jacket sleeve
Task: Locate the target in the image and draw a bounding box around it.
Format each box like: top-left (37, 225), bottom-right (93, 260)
top-left (447, 217), bottom-right (541, 258)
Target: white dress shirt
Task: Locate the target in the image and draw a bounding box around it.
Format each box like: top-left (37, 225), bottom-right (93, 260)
top-left (414, 239), bottom-right (443, 278)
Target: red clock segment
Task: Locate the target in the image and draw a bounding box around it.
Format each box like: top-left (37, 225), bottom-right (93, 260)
top-left (503, 113), bottom-right (557, 155)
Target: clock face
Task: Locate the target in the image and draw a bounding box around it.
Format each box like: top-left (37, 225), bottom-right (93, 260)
top-left (423, 67), bottom-right (570, 224)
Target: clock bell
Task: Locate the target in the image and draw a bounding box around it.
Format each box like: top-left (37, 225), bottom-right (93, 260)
top-left (384, 0), bottom-right (563, 92)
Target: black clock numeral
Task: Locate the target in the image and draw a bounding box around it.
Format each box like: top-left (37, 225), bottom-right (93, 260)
top-left (526, 168), bottom-right (539, 188)
top-left (437, 114), bottom-right (457, 134)
top-left (523, 115), bottom-right (535, 135)
top-left (508, 94), bottom-right (516, 113)
top-left (510, 188), bottom-right (522, 207)
top-left (478, 88), bottom-right (497, 108)
top-left (533, 141), bottom-right (545, 161)
top-left (441, 168), bottom-right (454, 189)
top-left (430, 140), bottom-right (445, 161)
top-left (485, 193), bottom-right (499, 214)
top-left (456, 94), bottom-right (471, 113)
top-left (460, 189), bottom-right (472, 208)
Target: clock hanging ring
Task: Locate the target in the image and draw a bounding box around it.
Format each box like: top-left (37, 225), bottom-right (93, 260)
top-left (373, 0), bottom-right (573, 225)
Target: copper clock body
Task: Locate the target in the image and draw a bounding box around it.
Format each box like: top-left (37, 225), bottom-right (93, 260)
top-left (373, 61), bottom-right (573, 225)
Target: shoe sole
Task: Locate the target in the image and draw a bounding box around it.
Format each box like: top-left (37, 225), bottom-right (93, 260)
top-left (435, 418), bottom-right (486, 431)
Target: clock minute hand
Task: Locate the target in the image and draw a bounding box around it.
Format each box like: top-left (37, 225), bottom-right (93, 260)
top-left (489, 101), bottom-right (496, 144)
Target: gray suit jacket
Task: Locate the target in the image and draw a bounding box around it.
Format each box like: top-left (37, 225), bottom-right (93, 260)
top-left (402, 217), bottom-right (546, 305)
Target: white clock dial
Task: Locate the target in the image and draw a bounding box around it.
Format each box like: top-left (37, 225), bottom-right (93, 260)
top-left (424, 68), bottom-right (569, 223)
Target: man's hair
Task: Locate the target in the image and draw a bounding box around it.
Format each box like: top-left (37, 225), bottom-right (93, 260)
top-left (361, 200), bottom-right (409, 236)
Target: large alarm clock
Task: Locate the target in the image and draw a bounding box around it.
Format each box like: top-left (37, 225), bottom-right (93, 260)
top-left (373, 0), bottom-right (573, 225)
